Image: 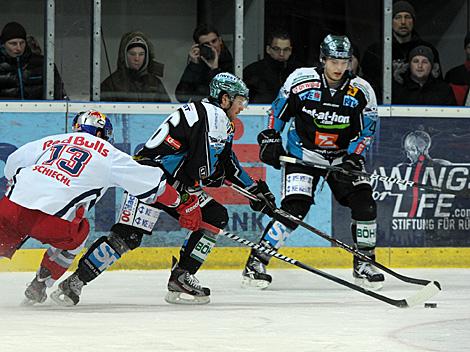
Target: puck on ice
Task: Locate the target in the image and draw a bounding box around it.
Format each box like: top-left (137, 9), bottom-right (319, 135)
top-left (424, 303), bottom-right (437, 308)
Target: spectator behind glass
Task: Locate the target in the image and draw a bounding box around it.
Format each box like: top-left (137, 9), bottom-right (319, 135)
top-left (243, 30), bottom-right (302, 103)
top-left (175, 24), bottom-right (233, 103)
top-left (392, 45), bottom-right (456, 105)
top-left (361, 1), bottom-right (441, 102)
top-left (0, 22), bottom-right (65, 100)
top-left (444, 32), bottom-right (470, 105)
top-left (101, 31), bottom-right (170, 102)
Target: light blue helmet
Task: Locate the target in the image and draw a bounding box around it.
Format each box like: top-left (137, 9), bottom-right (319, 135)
top-left (320, 34), bottom-right (353, 61)
top-left (209, 72), bottom-right (249, 104)
top-left (72, 110), bottom-right (113, 141)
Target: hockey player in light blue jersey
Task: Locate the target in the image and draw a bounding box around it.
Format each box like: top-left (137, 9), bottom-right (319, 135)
top-left (242, 34), bottom-right (384, 290)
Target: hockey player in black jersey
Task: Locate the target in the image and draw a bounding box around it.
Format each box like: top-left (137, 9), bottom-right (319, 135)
top-left (51, 73), bottom-right (275, 306)
top-left (242, 34), bottom-right (384, 290)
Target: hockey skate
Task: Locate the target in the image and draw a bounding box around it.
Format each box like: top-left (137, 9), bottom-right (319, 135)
top-left (241, 253), bottom-right (272, 289)
top-left (22, 267), bottom-right (51, 306)
top-left (353, 256), bottom-right (384, 291)
top-left (164, 256), bottom-right (210, 305)
top-left (50, 273), bottom-right (85, 306)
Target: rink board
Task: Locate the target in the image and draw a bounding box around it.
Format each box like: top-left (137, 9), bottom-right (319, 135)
top-left (1, 247), bottom-right (470, 272)
top-left (1, 103), bottom-right (470, 270)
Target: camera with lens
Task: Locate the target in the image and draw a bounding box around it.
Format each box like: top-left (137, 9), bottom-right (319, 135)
top-left (198, 44), bottom-right (215, 61)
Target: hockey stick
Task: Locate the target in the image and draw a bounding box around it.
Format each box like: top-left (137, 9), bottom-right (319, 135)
top-left (200, 221), bottom-right (440, 308)
top-left (279, 155), bottom-right (469, 197)
top-left (225, 180), bottom-right (441, 288)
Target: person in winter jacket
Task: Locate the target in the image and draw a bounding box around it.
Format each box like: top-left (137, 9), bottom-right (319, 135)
top-left (361, 1), bottom-right (441, 102)
top-left (101, 31), bottom-right (170, 102)
top-left (392, 45), bottom-right (456, 105)
top-left (0, 22), bottom-right (65, 100)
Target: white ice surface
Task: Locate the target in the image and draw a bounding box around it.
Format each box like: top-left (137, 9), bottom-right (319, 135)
top-left (0, 268), bottom-right (469, 352)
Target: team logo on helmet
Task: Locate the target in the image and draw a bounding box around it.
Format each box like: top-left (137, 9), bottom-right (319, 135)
top-left (209, 72), bottom-right (249, 105)
top-left (72, 110), bottom-right (113, 141)
top-left (320, 34), bottom-right (352, 60)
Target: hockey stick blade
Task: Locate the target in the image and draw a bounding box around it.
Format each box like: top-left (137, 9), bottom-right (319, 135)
top-left (225, 180), bottom-right (441, 288)
top-left (404, 281), bottom-right (441, 308)
top-left (279, 155), bottom-right (470, 198)
top-left (200, 222), bottom-right (437, 308)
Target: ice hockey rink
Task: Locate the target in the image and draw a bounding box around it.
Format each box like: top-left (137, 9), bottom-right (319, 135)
top-left (0, 268), bottom-right (468, 352)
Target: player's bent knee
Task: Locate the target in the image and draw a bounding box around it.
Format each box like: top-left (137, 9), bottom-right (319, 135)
top-left (203, 203), bottom-right (229, 230)
top-left (279, 198), bottom-right (311, 230)
top-left (76, 228), bottom-right (142, 283)
top-left (348, 190), bottom-right (377, 221)
top-left (109, 229), bottom-right (143, 251)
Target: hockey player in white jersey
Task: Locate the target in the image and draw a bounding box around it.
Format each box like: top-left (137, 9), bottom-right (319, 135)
top-left (0, 110), bottom-right (202, 305)
top-left (242, 34), bottom-right (384, 290)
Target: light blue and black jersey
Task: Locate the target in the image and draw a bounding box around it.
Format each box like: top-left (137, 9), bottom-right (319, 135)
top-left (135, 100), bottom-right (254, 188)
top-left (267, 67), bottom-right (379, 162)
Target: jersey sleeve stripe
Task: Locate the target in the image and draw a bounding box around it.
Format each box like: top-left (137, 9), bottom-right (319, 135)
top-left (54, 188), bottom-right (103, 218)
top-left (135, 182), bottom-right (163, 200)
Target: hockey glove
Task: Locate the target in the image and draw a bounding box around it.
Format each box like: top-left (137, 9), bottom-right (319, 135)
top-left (257, 129), bottom-right (285, 170)
top-left (247, 180), bottom-right (276, 217)
top-left (202, 164), bottom-right (225, 188)
top-left (334, 153), bottom-right (365, 183)
top-left (176, 193), bottom-right (202, 231)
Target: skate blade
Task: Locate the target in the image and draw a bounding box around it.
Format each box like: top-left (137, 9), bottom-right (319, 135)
top-left (164, 291), bottom-right (210, 305)
top-left (354, 277), bottom-right (384, 291)
top-left (241, 276), bottom-right (271, 290)
top-left (50, 289), bottom-right (76, 307)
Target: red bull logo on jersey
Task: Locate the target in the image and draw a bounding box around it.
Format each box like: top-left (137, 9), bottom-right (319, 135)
top-left (43, 135), bottom-right (109, 157)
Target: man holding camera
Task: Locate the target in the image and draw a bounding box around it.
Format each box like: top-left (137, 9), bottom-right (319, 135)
top-left (175, 24), bottom-right (234, 103)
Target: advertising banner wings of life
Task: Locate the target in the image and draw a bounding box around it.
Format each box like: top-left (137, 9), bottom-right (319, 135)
top-left (0, 111), bottom-right (332, 249)
top-left (333, 116), bottom-right (470, 247)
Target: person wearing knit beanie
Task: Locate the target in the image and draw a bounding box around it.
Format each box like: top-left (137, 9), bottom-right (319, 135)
top-left (409, 45), bottom-right (434, 64)
top-left (125, 37), bottom-right (148, 72)
top-left (1, 22), bottom-right (27, 58)
top-left (407, 45), bottom-right (435, 88)
top-left (393, 1), bottom-right (416, 20)
top-left (392, 1), bottom-right (415, 43)
top-left (100, 31), bottom-right (170, 102)
top-left (1, 21), bottom-right (27, 43)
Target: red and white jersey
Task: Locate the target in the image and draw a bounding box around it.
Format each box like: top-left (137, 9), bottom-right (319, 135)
top-left (4, 133), bottom-right (166, 221)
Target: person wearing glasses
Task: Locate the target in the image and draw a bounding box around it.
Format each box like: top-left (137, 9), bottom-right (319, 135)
top-left (175, 24), bottom-right (234, 103)
top-left (243, 30), bottom-right (302, 103)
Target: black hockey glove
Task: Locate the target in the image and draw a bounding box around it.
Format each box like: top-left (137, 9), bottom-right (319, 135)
top-left (203, 165), bottom-right (225, 187)
top-left (334, 153), bottom-right (365, 183)
top-left (247, 180), bottom-right (276, 217)
top-left (257, 129), bottom-right (285, 170)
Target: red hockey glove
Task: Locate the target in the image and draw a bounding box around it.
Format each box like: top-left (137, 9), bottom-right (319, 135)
top-left (176, 193), bottom-right (202, 231)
